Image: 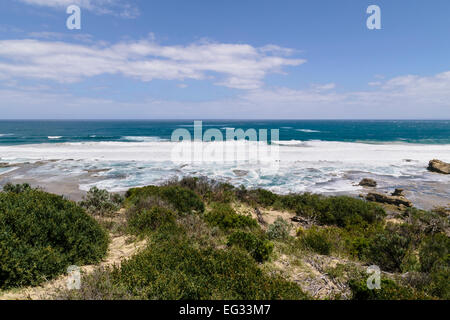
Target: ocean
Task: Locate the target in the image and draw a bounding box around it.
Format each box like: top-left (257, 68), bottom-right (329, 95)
top-left (0, 120), bottom-right (449, 208)
top-left (0, 120), bottom-right (449, 145)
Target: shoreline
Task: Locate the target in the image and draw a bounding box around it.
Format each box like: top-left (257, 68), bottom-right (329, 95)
top-left (1, 159), bottom-right (448, 210)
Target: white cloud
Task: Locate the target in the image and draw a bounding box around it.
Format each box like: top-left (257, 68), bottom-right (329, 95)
top-left (1, 70), bottom-right (449, 119)
top-left (17, 0), bottom-right (139, 18)
top-left (0, 39), bottom-right (305, 89)
top-left (239, 71), bottom-right (450, 117)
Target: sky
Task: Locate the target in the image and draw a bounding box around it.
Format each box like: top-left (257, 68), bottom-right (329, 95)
top-left (0, 0), bottom-right (449, 119)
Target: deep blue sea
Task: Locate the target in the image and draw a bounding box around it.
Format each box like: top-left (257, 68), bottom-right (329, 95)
top-left (0, 120), bottom-right (449, 145)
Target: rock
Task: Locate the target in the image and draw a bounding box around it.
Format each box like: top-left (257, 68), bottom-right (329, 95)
top-left (233, 169), bottom-right (248, 177)
top-left (391, 188), bottom-right (405, 197)
top-left (0, 163), bottom-right (12, 168)
top-left (359, 178), bottom-right (377, 187)
top-left (366, 192), bottom-right (413, 208)
top-left (427, 159), bottom-right (450, 174)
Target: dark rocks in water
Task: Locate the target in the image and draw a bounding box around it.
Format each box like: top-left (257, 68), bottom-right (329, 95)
top-left (233, 170), bottom-right (248, 177)
top-left (359, 178), bottom-right (377, 187)
top-left (366, 192), bottom-right (413, 208)
top-left (427, 159), bottom-right (450, 174)
top-left (391, 188), bottom-right (405, 197)
top-left (0, 163), bottom-right (13, 168)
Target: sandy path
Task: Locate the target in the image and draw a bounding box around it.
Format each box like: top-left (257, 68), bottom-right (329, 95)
top-left (0, 235), bottom-right (146, 300)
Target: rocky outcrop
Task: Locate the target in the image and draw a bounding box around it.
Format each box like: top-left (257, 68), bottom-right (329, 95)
top-left (0, 163), bottom-right (13, 168)
top-left (366, 192), bottom-right (413, 208)
top-left (359, 178), bottom-right (377, 188)
top-left (427, 159), bottom-right (450, 174)
top-left (359, 178), bottom-right (377, 187)
top-left (391, 188), bottom-right (405, 197)
top-left (233, 170), bottom-right (248, 177)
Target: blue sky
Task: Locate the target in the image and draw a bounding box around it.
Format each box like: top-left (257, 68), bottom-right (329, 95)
top-left (0, 0), bottom-right (449, 119)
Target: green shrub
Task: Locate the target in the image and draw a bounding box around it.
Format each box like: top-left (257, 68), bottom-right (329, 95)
top-left (403, 207), bottom-right (449, 235)
top-left (298, 227), bottom-right (332, 255)
top-left (365, 224), bottom-right (412, 272)
top-left (0, 187), bottom-right (108, 289)
top-left (2, 182), bottom-right (31, 193)
top-left (272, 193), bottom-right (385, 228)
top-left (349, 278), bottom-right (428, 300)
top-left (79, 186), bottom-right (123, 216)
top-left (316, 196), bottom-right (385, 227)
top-left (126, 185), bottom-right (204, 214)
top-left (110, 238), bottom-right (304, 299)
top-left (267, 217), bottom-right (291, 240)
top-left (249, 189), bottom-right (279, 207)
top-left (418, 233), bottom-right (449, 299)
top-left (164, 176), bottom-right (236, 203)
top-left (55, 267), bottom-right (134, 300)
top-left (227, 231), bottom-right (274, 262)
top-left (428, 259), bottom-right (449, 299)
top-left (127, 206), bottom-right (176, 235)
top-left (204, 203), bottom-right (258, 231)
top-left (419, 233), bottom-right (449, 273)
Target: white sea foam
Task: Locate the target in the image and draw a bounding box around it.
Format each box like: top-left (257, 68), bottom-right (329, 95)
top-left (296, 129), bottom-right (321, 133)
top-left (121, 136), bottom-right (166, 142)
top-left (48, 136), bottom-right (62, 140)
top-left (1, 140), bottom-right (449, 195)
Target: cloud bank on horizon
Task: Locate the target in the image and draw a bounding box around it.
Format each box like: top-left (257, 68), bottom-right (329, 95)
top-left (1, 0), bottom-right (449, 119)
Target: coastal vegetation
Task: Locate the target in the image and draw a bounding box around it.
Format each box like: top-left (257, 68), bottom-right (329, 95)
top-left (0, 184), bottom-right (108, 290)
top-left (0, 177), bottom-right (448, 300)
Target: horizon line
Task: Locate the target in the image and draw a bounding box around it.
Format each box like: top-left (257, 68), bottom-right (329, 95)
top-left (0, 118), bottom-right (449, 121)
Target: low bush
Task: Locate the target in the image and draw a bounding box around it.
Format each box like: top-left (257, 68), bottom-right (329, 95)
top-left (312, 196), bottom-right (385, 227)
top-left (267, 217), bottom-right (291, 240)
top-left (365, 224), bottom-right (412, 272)
top-left (2, 182), bottom-right (32, 193)
top-left (204, 203), bottom-right (258, 231)
top-left (125, 185), bottom-right (205, 214)
top-left (265, 193), bottom-right (385, 228)
top-left (249, 189), bottom-right (279, 207)
top-left (419, 233), bottom-right (449, 273)
top-left (56, 267), bottom-right (134, 300)
top-left (419, 233), bottom-right (449, 299)
top-left (0, 185), bottom-right (108, 289)
top-left (164, 176), bottom-right (236, 203)
top-left (227, 231), bottom-right (274, 262)
top-left (298, 227), bottom-right (332, 255)
top-left (111, 238), bottom-right (304, 299)
top-left (403, 207), bottom-right (449, 235)
top-left (127, 206), bottom-right (176, 235)
top-left (79, 186), bottom-right (124, 216)
top-left (349, 278), bottom-right (429, 300)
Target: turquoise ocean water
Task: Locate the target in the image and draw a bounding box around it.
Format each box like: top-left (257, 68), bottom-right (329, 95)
top-left (0, 120), bottom-right (449, 145)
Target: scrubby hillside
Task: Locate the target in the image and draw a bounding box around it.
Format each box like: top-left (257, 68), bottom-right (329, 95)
top-left (1, 178), bottom-right (448, 300)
